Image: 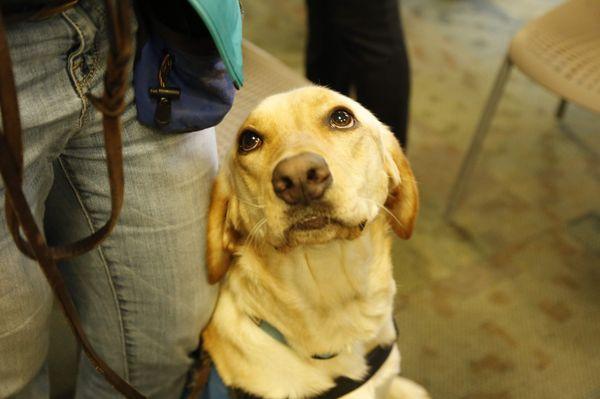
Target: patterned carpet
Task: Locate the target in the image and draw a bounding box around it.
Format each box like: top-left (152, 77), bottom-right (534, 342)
top-left (240, 1), bottom-right (600, 398)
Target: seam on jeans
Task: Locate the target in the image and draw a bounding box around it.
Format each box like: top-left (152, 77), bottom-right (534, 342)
top-left (61, 12), bottom-right (88, 129)
top-left (74, 40), bottom-right (99, 128)
top-left (0, 299), bottom-right (50, 339)
top-left (56, 156), bottom-right (131, 381)
top-left (78, 40), bottom-right (99, 90)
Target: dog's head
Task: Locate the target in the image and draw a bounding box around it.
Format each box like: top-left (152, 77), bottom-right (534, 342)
top-left (206, 86), bottom-right (418, 283)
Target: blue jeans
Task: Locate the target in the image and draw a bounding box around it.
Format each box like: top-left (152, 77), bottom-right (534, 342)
top-left (0, 1), bottom-right (219, 397)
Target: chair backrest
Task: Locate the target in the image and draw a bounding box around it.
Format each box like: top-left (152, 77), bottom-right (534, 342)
top-left (509, 0), bottom-right (600, 113)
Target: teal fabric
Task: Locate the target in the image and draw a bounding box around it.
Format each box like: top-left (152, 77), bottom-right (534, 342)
top-left (258, 319), bottom-right (289, 346)
top-left (187, 0), bottom-right (244, 88)
top-left (256, 319), bottom-right (337, 360)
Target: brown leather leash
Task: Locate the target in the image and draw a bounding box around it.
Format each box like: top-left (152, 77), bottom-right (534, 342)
top-left (0, 2), bottom-right (146, 398)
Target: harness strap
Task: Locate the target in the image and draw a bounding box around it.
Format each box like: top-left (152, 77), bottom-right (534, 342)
top-left (0, 3), bottom-right (146, 398)
top-left (250, 316), bottom-right (338, 360)
top-left (229, 344), bottom-right (395, 399)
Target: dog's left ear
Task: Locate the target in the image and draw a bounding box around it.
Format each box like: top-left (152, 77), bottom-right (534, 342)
top-left (381, 128), bottom-right (419, 239)
top-left (206, 168), bottom-right (240, 284)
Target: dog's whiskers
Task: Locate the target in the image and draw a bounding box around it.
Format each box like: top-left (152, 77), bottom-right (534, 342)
top-left (360, 197), bottom-right (404, 229)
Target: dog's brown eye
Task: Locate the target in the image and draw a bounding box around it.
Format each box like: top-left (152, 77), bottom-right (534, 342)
top-left (329, 108), bottom-right (355, 128)
top-left (238, 130), bottom-right (263, 153)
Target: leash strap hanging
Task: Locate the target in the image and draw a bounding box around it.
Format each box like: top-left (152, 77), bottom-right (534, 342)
top-left (0, 2), bottom-right (145, 398)
top-left (4, 0), bottom-right (128, 262)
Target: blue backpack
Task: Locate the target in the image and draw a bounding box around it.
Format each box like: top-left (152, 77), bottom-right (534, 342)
top-left (134, 0), bottom-right (243, 133)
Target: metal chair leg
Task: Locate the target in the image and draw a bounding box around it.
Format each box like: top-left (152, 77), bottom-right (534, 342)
top-left (555, 98), bottom-right (568, 119)
top-left (444, 57), bottom-right (513, 220)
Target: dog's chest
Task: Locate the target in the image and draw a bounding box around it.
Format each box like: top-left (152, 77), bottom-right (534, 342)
top-left (233, 222), bottom-right (395, 355)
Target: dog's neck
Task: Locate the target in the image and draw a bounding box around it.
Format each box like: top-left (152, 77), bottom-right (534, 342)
top-left (225, 215), bottom-right (396, 357)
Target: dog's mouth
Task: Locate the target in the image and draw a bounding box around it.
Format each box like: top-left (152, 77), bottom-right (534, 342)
top-left (291, 216), bottom-right (338, 231)
top-left (280, 213), bottom-right (368, 249)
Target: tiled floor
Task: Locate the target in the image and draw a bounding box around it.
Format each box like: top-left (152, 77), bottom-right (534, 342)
top-left (241, 1), bottom-right (600, 398)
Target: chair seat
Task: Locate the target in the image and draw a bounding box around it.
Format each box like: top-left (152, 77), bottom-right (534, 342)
top-left (509, 0), bottom-right (600, 113)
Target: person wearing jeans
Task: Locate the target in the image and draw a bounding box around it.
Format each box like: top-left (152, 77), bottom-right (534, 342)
top-left (0, 0), bottom-right (240, 397)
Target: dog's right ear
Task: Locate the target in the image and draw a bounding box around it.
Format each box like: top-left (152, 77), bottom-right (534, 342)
top-left (381, 127), bottom-right (419, 239)
top-left (206, 169), bottom-right (239, 284)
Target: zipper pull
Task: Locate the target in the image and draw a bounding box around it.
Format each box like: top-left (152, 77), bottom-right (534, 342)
top-left (149, 54), bottom-right (180, 127)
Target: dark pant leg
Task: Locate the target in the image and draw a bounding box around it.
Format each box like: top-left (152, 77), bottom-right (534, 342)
top-left (354, 43), bottom-right (411, 148)
top-left (305, 0), bottom-right (352, 94)
top-left (305, 0), bottom-right (411, 147)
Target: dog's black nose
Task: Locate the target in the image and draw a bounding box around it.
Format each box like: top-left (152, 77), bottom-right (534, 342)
top-left (272, 152), bottom-right (332, 205)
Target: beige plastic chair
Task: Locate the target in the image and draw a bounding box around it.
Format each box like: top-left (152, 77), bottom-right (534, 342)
top-left (445, 0), bottom-right (600, 218)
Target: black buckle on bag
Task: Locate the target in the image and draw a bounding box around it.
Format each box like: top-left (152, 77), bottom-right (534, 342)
top-left (149, 53), bottom-right (180, 126)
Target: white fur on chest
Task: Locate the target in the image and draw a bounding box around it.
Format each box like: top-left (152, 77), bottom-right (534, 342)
top-left (204, 218), bottom-right (398, 399)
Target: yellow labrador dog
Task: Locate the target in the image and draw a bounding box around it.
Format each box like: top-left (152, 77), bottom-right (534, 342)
top-left (202, 87), bottom-right (429, 399)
